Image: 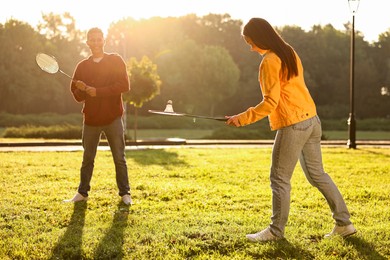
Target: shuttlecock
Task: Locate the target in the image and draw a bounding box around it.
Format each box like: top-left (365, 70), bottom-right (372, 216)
top-left (164, 100), bottom-right (174, 113)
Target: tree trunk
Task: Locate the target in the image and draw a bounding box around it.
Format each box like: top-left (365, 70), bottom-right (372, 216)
top-left (133, 107), bottom-right (138, 142)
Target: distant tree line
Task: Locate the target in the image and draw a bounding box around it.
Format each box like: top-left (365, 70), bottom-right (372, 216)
top-left (0, 13), bottom-right (389, 120)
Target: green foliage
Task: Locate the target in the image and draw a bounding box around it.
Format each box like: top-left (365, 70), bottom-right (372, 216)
top-left (357, 118), bottom-right (390, 131)
top-left (205, 127), bottom-right (275, 140)
top-left (0, 148), bottom-right (389, 259)
top-left (0, 112), bottom-right (82, 127)
top-left (154, 39), bottom-right (240, 115)
top-left (321, 118), bottom-right (390, 131)
top-left (0, 113), bottom-right (389, 140)
top-left (199, 45), bottom-right (240, 115)
top-left (1, 14), bottom-right (390, 117)
top-left (126, 115), bottom-right (210, 129)
top-left (317, 104), bottom-right (349, 119)
top-left (0, 15), bottom-right (83, 114)
top-left (3, 124), bottom-right (81, 139)
top-left (124, 56), bottom-right (161, 108)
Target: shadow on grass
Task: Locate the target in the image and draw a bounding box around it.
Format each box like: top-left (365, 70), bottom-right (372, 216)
top-left (49, 201), bottom-right (87, 259)
top-left (185, 237), bottom-right (313, 259)
top-left (358, 148), bottom-right (390, 159)
top-left (247, 239), bottom-right (314, 259)
top-left (127, 149), bottom-right (188, 168)
top-left (345, 236), bottom-right (387, 259)
top-left (93, 202), bottom-right (130, 259)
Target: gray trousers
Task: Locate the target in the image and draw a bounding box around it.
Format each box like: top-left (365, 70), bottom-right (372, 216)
top-left (78, 117), bottom-right (130, 197)
top-left (269, 116), bottom-right (351, 237)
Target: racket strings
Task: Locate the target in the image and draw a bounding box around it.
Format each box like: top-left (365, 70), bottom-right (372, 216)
top-left (36, 54), bottom-right (59, 74)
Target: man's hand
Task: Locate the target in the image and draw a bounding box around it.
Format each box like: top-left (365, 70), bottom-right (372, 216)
top-left (75, 80), bottom-right (87, 91)
top-left (75, 80), bottom-right (96, 97)
top-left (85, 86), bottom-right (97, 97)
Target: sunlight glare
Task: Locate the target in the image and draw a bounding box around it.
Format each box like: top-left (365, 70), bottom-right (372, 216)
top-left (0, 0), bottom-right (388, 43)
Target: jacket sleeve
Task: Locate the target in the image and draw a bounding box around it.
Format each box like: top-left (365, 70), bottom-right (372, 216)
top-left (237, 56), bottom-right (281, 126)
top-left (70, 64), bottom-right (86, 103)
top-left (95, 55), bottom-right (130, 97)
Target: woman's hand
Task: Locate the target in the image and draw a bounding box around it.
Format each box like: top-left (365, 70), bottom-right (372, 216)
top-left (225, 115), bottom-right (241, 127)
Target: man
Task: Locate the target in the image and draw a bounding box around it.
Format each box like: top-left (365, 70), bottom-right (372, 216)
top-left (65, 27), bottom-right (132, 205)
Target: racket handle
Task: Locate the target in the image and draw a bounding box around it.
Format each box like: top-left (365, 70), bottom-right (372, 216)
top-left (59, 70), bottom-right (74, 80)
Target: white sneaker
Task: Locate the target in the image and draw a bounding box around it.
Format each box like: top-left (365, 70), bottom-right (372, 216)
top-left (246, 227), bottom-right (282, 242)
top-left (122, 194), bottom-right (133, 205)
top-left (63, 193), bottom-right (88, 203)
top-left (325, 224), bottom-right (357, 238)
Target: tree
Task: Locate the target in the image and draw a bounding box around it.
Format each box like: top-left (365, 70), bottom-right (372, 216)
top-left (123, 56), bottom-right (161, 140)
top-left (0, 14), bottom-right (84, 114)
top-left (0, 19), bottom-right (53, 113)
top-left (154, 39), bottom-right (239, 116)
top-left (364, 30), bottom-right (390, 118)
top-left (198, 45), bottom-right (240, 115)
top-left (1, 14), bottom-right (390, 118)
top-left (36, 13), bottom-right (85, 114)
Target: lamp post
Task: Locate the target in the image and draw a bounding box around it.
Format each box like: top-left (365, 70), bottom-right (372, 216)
top-left (347, 0), bottom-right (360, 149)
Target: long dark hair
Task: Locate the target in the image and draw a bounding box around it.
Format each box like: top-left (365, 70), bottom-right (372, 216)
top-left (243, 18), bottom-right (298, 80)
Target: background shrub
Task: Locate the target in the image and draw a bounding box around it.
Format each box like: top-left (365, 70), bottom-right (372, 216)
top-left (0, 112), bottom-right (82, 127)
top-left (3, 124), bottom-right (82, 139)
top-left (1, 113), bottom-right (389, 139)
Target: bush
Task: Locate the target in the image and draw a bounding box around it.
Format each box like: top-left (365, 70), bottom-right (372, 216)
top-left (1, 113), bottom-right (389, 140)
top-left (317, 104), bottom-right (349, 119)
top-left (0, 112), bottom-right (82, 127)
top-left (3, 125), bottom-right (82, 139)
top-left (320, 118), bottom-right (390, 131)
top-left (356, 118), bottom-right (390, 131)
top-left (321, 119), bottom-right (348, 131)
top-left (205, 127), bottom-right (275, 139)
top-left (126, 115), bottom-right (222, 129)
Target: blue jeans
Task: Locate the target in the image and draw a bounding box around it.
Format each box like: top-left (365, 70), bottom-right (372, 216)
top-left (269, 116), bottom-right (351, 237)
top-left (78, 117), bottom-right (130, 197)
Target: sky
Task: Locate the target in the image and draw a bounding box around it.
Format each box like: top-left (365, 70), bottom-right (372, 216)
top-left (0, 0), bottom-right (388, 43)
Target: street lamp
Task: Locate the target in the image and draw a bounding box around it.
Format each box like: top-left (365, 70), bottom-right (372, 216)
top-left (347, 0), bottom-right (360, 149)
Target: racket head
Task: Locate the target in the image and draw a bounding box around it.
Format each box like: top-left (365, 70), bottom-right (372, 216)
top-left (148, 110), bottom-right (227, 121)
top-left (148, 110), bottom-right (185, 117)
top-left (36, 53), bottom-right (59, 74)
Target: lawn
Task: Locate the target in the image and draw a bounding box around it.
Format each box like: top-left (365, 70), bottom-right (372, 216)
top-left (126, 129), bottom-right (390, 140)
top-left (0, 147), bottom-right (389, 259)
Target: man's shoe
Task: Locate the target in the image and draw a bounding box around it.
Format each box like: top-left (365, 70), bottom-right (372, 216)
top-left (122, 194), bottom-right (133, 205)
top-left (325, 224), bottom-right (357, 238)
top-left (63, 193), bottom-right (88, 203)
top-left (246, 227), bottom-right (282, 242)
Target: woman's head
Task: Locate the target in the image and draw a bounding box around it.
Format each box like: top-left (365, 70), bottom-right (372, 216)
top-left (243, 18), bottom-right (281, 51)
top-left (243, 18), bottom-right (298, 80)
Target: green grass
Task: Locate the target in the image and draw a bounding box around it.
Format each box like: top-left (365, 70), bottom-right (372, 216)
top-left (130, 129), bottom-right (390, 141)
top-left (2, 126), bottom-right (390, 141)
top-left (126, 129), bottom-right (215, 140)
top-left (1, 148), bottom-right (389, 259)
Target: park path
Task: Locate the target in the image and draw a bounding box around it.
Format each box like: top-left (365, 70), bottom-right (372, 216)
top-left (0, 139), bottom-right (389, 152)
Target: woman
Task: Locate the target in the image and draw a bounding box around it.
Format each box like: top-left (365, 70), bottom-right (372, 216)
top-left (226, 18), bottom-right (356, 242)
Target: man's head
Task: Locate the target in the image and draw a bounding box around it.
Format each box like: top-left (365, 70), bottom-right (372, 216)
top-left (86, 27), bottom-right (105, 57)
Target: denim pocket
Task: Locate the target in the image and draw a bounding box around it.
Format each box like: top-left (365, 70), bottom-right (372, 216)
top-left (315, 115), bottom-right (321, 125)
top-left (292, 118), bottom-right (313, 131)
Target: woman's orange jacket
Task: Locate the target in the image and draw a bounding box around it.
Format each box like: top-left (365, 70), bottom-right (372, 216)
top-left (236, 50), bottom-right (317, 130)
